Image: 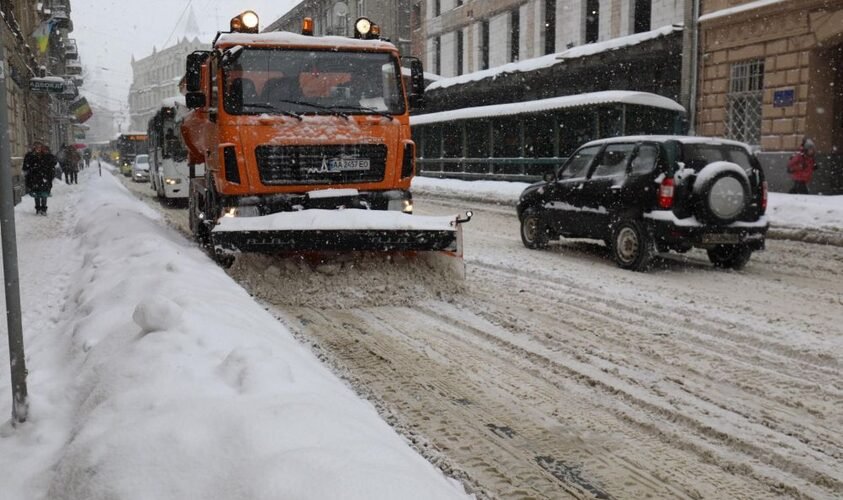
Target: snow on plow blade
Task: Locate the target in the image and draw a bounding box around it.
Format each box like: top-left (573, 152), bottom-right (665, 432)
top-left (211, 209), bottom-right (469, 254)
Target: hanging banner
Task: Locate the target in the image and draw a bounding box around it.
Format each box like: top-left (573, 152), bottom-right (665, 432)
top-left (69, 97), bottom-right (93, 123)
top-left (31, 19), bottom-right (57, 54)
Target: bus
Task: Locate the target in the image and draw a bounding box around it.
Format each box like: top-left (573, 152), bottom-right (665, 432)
top-left (147, 98), bottom-right (199, 201)
top-left (115, 132), bottom-right (149, 176)
top-left (411, 90), bottom-right (686, 182)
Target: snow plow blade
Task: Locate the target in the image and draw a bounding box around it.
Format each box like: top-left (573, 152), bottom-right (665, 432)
top-left (210, 209), bottom-right (471, 274)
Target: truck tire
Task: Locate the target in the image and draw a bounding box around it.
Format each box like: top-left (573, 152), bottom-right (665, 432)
top-left (520, 208), bottom-right (549, 249)
top-left (707, 244), bottom-right (752, 270)
top-left (611, 218), bottom-right (654, 271)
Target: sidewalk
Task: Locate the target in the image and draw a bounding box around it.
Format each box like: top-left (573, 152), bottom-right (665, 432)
top-left (1, 168), bottom-right (469, 500)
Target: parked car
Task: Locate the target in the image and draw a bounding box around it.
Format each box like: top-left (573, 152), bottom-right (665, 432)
top-left (131, 154), bottom-right (150, 182)
top-left (517, 136), bottom-right (769, 271)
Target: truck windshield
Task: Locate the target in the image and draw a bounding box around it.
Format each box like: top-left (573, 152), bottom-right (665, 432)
top-left (222, 48), bottom-right (406, 116)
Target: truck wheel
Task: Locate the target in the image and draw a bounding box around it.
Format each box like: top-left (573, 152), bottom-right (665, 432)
top-left (520, 209), bottom-right (549, 249)
top-left (707, 244), bottom-right (752, 270)
top-left (611, 218), bottom-right (654, 271)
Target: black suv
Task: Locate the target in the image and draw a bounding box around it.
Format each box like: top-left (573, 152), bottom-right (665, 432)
top-left (517, 136), bottom-right (768, 271)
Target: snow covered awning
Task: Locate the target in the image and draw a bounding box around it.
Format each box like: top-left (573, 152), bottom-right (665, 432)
top-left (427, 25), bottom-right (683, 92)
top-left (411, 91), bottom-right (685, 126)
top-left (698, 0), bottom-right (788, 23)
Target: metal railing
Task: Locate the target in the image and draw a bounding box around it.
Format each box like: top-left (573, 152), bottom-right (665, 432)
top-left (417, 157), bottom-right (566, 182)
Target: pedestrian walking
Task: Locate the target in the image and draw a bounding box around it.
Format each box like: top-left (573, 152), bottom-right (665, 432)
top-left (83, 148), bottom-right (91, 169)
top-left (787, 137), bottom-right (818, 194)
top-left (60, 143), bottom-right (81, 184)
top-left (22, 141), bottom-right (57, 216)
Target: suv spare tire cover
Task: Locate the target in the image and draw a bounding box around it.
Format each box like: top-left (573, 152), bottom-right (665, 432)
top-left (692, 161), bottom-right (750, 225)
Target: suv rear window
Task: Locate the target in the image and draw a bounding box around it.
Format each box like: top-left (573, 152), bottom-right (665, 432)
top-left (682, 144), bottom-right (754, 173)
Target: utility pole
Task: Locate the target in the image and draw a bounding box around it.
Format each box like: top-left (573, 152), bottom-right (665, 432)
top-left (0, 47), bottom-right (29, 424)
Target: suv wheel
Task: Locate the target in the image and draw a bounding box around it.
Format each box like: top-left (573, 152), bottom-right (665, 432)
top-left (694, 165), bottom-right (750, 225)
top-left (707, 244), bottom-right (752, 270)
top-left (520, 209), bottom-right (550, 249)
top-left (612, 218), bottom-right (654, 271)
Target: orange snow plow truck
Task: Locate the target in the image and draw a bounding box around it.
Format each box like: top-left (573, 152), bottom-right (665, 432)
top-left (181, 11), bottom-right (470, 266)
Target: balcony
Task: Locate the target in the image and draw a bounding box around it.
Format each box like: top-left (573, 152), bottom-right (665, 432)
top-left (65, 60), bottom-right (82, 75)
top-left (64, 39), bottom-right (78, 60)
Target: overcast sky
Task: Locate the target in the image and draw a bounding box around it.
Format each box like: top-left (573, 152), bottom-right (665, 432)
top-left (72, 0), bottom-right (299, 116)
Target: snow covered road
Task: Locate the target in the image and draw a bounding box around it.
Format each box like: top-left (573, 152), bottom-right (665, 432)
top-left (119, 174), bottom-right (843, 498)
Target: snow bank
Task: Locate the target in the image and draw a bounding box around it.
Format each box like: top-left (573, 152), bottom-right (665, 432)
top-left (413, 176), bottom-right (843, 234)
top-left (1, 169), bottom-right (469, 499)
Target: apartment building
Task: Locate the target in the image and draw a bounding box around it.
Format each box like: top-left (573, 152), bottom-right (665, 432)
top-left (696, 0), bottom-right (843, 192)
top-left (265, 0), bottom-right (413, 56)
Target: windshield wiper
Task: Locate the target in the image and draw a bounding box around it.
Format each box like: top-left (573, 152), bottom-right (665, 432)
top-left (272, 99), bottom-right (350, 119)
top-left (242, 103), bottom-right (302, 121)
top-left (329, 105), bottom-right (395, 121)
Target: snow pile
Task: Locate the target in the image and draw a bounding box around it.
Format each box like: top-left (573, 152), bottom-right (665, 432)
top-left (766, 193), bottom-right (843, 231)
top-left (0, 169), bottom-right (470, 499)
top-left (412, 177), bottom-right (843, 233)
top-left (698, 0), bottom-right (788, 23)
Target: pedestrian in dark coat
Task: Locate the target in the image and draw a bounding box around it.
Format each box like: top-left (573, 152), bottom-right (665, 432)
top-left (22, 141), bottom-right (58, 215)
top-left (787, 137), bottom-right (817, 194)
top-left (60, 144), bottom-right (81, 184)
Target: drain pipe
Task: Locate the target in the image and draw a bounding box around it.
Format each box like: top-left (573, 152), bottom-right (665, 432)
top-left (680, 0), bottom-right (701, 135)
top-left (689, 0), bottom-right (700, 135)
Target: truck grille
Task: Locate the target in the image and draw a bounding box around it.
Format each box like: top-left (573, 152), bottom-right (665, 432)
top-left (255, 144), bottom-right (387, 185)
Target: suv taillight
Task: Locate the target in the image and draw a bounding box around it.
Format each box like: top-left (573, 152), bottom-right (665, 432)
top-left (658, 177), bottom-right (675, 209)
top-left (761, 181), bottom-right (768, 212)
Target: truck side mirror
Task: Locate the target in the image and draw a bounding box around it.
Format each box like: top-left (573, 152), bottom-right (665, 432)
top-left (405, 57), bottom-right (426, 111)
top-left (185, 51), bottom-right (210, 93)
top-left (186, 92), bottom-right (206, 109)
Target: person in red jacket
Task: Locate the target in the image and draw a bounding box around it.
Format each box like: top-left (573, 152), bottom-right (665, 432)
top-left (787, 137), bottom-right (817, 194)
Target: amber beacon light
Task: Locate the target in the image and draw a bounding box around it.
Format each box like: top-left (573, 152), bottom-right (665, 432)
top-left (302, 17), bottom-right (314, 36)
top-left (230, 10), bottom-right (259, 33)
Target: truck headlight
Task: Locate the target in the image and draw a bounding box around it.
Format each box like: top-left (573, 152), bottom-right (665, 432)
top-left (388, 199), bottom-right (413, 213)
top-left (164, 178), bottom-right (181, 185)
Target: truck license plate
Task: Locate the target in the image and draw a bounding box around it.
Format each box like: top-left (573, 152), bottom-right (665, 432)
top-left (702, 233), bottom-right (740, 245)
top-left (328, 158), bottom-right (370, 172)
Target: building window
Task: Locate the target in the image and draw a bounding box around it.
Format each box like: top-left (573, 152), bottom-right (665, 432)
top-left (434, 0), bottom-right (440, 17)
top-left (456, 29), bottom-right (464, 76)
top-left (726, 59), bottom-right (765, 145)
top-left (634, 0), bottom-right (651, 33)
top-left (412, 2), bottom-right (422, 30)
top-left (586, 0), bottom-right (599, 43)
top-left (456, 0), bottom-right (463, 5)
top-left (480, 20), bottom-right (490, 70)
top-left (544, 0), bottom-right (556, 55)
top-left (433, 36), bottom-right (441, 75)
top-left (511, 9), bottom-right (520, 62)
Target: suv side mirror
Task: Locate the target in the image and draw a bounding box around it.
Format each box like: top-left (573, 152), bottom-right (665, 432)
top-left (543, 171), bottom-right (556, 183)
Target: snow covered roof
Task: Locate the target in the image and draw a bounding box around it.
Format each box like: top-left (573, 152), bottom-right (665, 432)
top-left (216, 31), bottom-right (397, 52)
top-left (698, 0), bottom-right (787, 23)
top-left (582, 135), bottom-right (752, 149)
top-left (410, 91), bottom-right (685, 126)
top-left (427, 25), bottom-right (682, 92)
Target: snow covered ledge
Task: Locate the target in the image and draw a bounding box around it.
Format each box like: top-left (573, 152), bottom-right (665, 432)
top-left (3, 171), bottom-right (469, 499)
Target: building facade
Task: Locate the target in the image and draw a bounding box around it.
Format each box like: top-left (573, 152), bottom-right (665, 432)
top-left (697, 0), bottom-right (843, 193)
top-left (128, 37), bottom-right (206, 132)
top-left (1, 0), bottom-right (81, 202)
top-left (417, 0), bottom-right (685, 78)
top-left (265, 0), bottom-right (413, 56)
